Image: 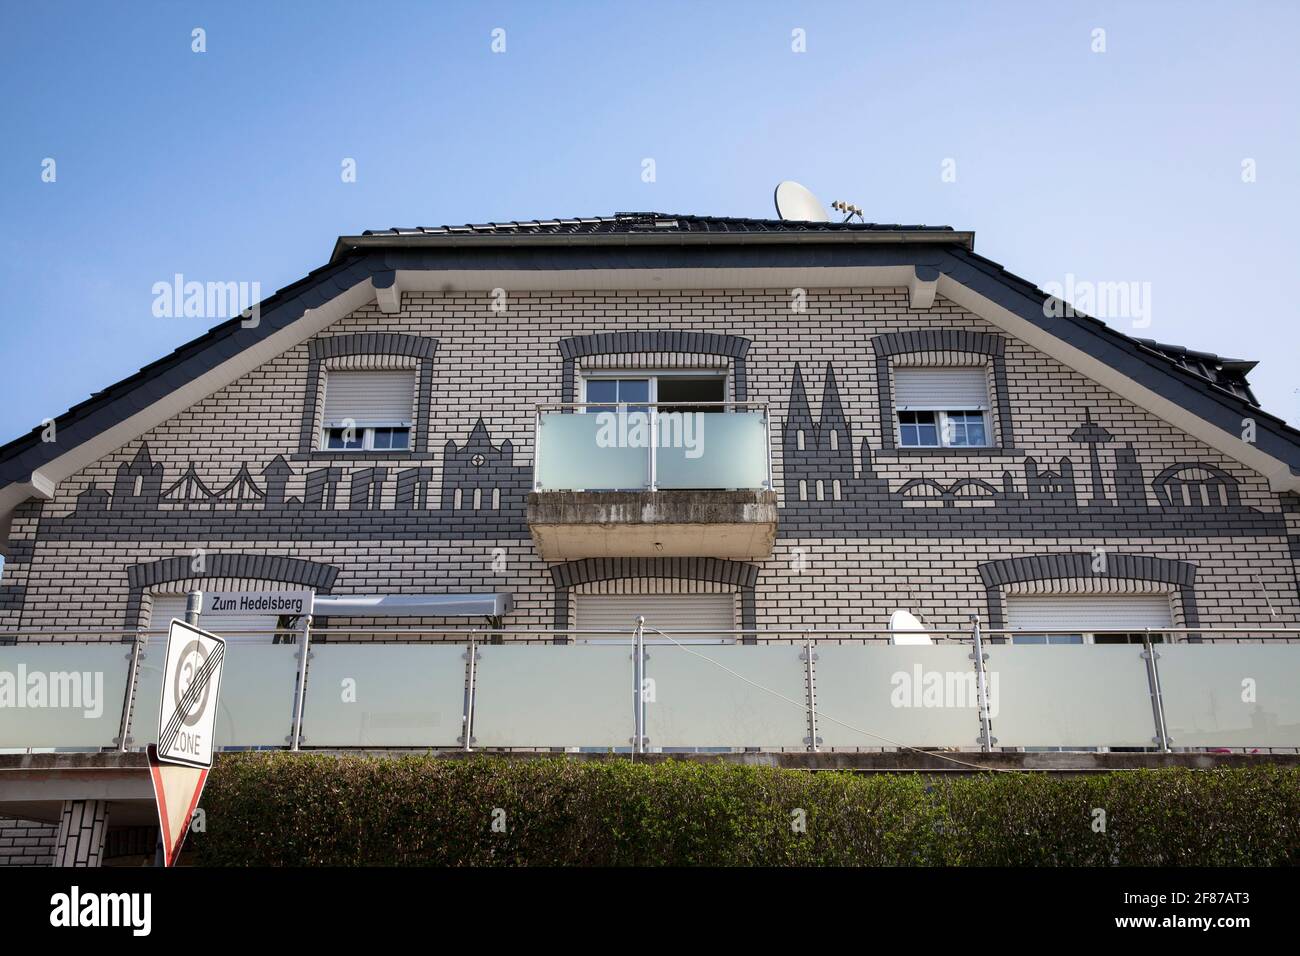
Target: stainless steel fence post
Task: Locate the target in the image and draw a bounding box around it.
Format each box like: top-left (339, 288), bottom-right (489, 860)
top-left (971, 614), bottom-right (995, 752)
top-left (117, 628), bottom-right (145, 752)
top-left (803, 632), bottom-right (819, 753)
top-left (290, 614), bottom-right (312, 751)
top-left (633, 615), bottom-right (646, 754)
top-left (1142, 628), bottom-right (1172, 753)
top-left (462, 635), bottom-right (478, 752)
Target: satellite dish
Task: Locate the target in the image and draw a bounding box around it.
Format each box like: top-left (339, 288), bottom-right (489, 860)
top-left (774, 181), bottom-right (831, 222)
top-left (889, 609), bottom-right (933, 645)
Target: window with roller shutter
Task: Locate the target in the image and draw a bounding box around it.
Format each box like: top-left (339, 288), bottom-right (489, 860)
top-left (319, 370), bottom-right (415, 451)
top-left (892, 367), bottom-right (991, 448)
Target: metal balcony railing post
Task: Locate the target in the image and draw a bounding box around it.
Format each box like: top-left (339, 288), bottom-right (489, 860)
top-left (648, 405), bottom-right (658, 491)
top-left (1142, 628), bottom-right (1172, 753)
top-left (633, 615), bottom-right (647, 753)
top-left (763, 404), bottom-right (774, 491)
top-left (803, 633), bottom-right (819, 752)
top-left (462, 634), bottom-right (478, 752)
top-left (117, 628), bottom-right (145, 752)
top-left (970, 614), bottom-right (995, 752)
top-left (290, 614), bottom-right (312, 751)
top-left (533, 408), bottom-right (543, 492)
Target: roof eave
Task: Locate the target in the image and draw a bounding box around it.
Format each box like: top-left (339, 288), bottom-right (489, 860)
top-left (328, 228), bottom-right (977, 263)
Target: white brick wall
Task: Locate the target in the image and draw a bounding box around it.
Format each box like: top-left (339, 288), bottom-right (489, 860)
top-left (1, 288), bottom-right (1294, 637)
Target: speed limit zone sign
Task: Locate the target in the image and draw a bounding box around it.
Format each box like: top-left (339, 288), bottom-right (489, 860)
top-left (156, 618), bottom-right (226, 769)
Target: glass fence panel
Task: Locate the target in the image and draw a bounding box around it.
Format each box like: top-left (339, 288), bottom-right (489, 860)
top-left (814, 645), bottom-right (982, 748)
top-left (536, 413), bottom-right (648, 491)
top-left (0, 644), bottom-right (130, 749)
top-left (984, 645), bottom-right (1157, 749)
top-left (302, 644), bottom-right (466, 747)
top-left (1158, 645), bottom-right (1300, 748)
top-left (472, 645), bottom-right (630, 748)
top-left (655, 411), bottom-right (769, 490)
top-left (644, 644), bottom-right (806, 748)
top-left (131, 641), bottom-right (299, 749)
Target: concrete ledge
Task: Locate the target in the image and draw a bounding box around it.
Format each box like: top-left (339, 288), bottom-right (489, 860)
top-left (528, 489), bottom-right (778, 560)
top-left (0, 752), bottom-right (153, 826)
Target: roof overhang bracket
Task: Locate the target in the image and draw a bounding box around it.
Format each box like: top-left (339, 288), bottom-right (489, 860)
top-left (909, 265), bottom-right (940, 309)
top-left (373, 270), bottom-right (403, 314)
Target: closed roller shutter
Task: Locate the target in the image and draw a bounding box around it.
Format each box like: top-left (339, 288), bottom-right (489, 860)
top-left (574, 594), bottom-right (736, 641)
top-left (322, 370), bottom-right (415, 425)
top-left (1006, 595), bottom-right (1173, 631)
top-left (148, 594), bottom-right (281, 643)
top-left (893, 368), bottom-right (989, 409)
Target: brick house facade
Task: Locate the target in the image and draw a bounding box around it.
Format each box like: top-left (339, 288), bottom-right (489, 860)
top-left (3, 212), bottom-right (1300, 861)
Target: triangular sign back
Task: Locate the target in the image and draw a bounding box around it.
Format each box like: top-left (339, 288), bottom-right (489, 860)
top-left (147, 745), bottom-right (209, 867)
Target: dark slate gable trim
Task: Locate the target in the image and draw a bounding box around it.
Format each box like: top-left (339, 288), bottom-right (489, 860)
top-left (557, 331), bottom-right (752, 403)
top-left (0, 253), bottom-right (380, 490)
top-left (298, 333), bottom-right (440, 455)
top-left (124, 552), bottom-right (339, 629)
top-left (548, 557), bottom-right (759, 645)
top-left (940, 246), bottom-right (1300, 476)
top-left (871, 329), bottom-right (1014, 451)
top-left (976, 552), bottom-right (1199, 636)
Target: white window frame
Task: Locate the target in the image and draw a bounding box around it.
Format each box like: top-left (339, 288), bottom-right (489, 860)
top-left (319, 369), bottom-right (415, 452)
top-left (321, 422), bottom-right (413, 452)
top-left (571, 592), bottom-right (739, 645)
top-left (578, 369), bottom-right (731, 409)
top-left (895, 407), bottom-right (991, 449)
top-left (1007, 630), bottom-right (1168, 646)
top-left (893, 367), bottom-right (992, 448)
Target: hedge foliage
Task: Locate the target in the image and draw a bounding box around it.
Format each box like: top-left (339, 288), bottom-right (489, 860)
top-left (194, 754), bottom-right (1300, 866)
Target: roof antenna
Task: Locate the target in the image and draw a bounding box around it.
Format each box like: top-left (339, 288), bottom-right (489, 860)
top-left (831, 200), bottom-right (864, 223)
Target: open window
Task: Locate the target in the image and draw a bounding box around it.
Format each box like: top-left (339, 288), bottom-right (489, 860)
top-left (581, 373), bottom-right (726, 412)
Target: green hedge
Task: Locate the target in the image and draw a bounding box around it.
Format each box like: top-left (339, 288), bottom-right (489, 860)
top-left (193, 754), bottom-right (1300, 866)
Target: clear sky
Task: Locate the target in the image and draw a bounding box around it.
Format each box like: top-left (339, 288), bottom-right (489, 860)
top-left (1, 0), bottom-right (1297, 442)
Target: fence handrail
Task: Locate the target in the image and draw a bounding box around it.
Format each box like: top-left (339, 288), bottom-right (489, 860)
top-left (3, 625), bottom-right (1300, 639)
top-left (536, 400), bottom-right (770, 411)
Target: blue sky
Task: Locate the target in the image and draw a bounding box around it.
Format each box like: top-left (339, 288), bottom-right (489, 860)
top-left (1, 0), bottom-right (1297, 444)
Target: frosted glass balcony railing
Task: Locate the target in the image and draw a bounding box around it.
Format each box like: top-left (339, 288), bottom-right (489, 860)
top-left (533, 402), bottom-right (772, 492)
top-left (6, 626), bottom-right (1300, 753)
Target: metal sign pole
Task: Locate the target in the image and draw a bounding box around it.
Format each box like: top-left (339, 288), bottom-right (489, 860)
top-left (184, 590), bottom-right (203, 627)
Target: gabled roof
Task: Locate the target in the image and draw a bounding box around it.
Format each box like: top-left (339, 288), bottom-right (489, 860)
top-left (331, 212), bottom-right (973, 260)
top-left (3, 212), bottom-right (1300, 528)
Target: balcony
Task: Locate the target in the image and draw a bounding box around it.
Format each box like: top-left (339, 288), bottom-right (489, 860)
top-left (527, 401), bottom-right (777, 561)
